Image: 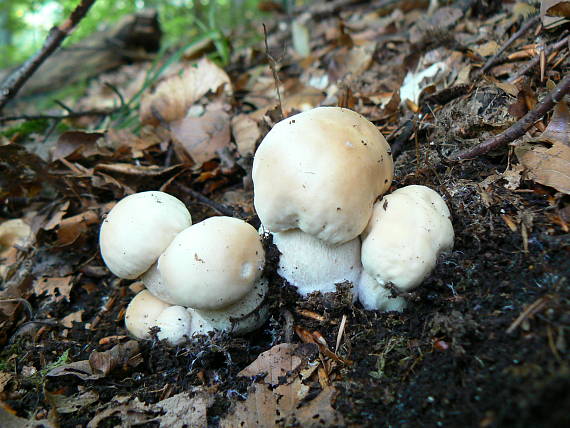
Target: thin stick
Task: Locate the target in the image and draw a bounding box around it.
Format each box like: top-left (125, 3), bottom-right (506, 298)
top-left (0, 0), bottom-right (97, 112)
top-left (0, 109), bottom-right (115, 124)
top-left (480, 15), bottom-right (541, 75)
top-left (263, 23), bottom-right (284, 120)
top-left (175, 182), bottom-right (247, 219)
top-left (453, 74), bottom-right (570, 160)
top-left (508, 35), bottom-right (569, 82)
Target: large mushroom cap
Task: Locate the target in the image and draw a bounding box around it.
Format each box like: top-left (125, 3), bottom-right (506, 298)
top-left (158, 216), bottom-right (265, 310)
top-left (100, 191), bottom-right (192, 279)
top-left (253, 106), bottom-right (393, 245)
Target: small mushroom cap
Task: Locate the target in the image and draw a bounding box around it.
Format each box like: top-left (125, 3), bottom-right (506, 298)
top-left (271, 228), bottom-right (361, 296)
top-left (158, 216), bottom-right (265, 310)
top-left (253, 107), bottom-right (393, 245)
top-left (191, 278), bottom-right (269, 335)
top-left (100, 191), bottom-right (192, 279)
top-left (357, 271), bottom-right (407, 312)
top-left (361, 185), bottom-right (454, 291)
top-left (124, 290), bottom-right (172, 339)
top-left (141, 261), bottom-right (175, 304)
top-left (155, 305), bottom-right (193, 345)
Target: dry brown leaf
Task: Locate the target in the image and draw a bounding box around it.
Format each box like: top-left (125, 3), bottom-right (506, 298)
top-left (542, 0), bottom-right (570, 17)
top-left (47, 360), bottom-right (102, 380)
top-left (170, 101), bottom-right (231, 165)
top-left (33, 276), bottom-right (73, 302)
top-left (94, 163), bottom-right (183, 177)
top-left (517, 101), bottom-right (570, 194)
top-left (474, 41), bottom-right (500, 57)
top-left (61, 310), bottom-right (84, 328)
top-left (51, 131), bottom-right (106, 161)
top-left (238, 343), bottom-right (305, 384)
top-left (46, 389), bottom-right (99, 414)
top-left (222, 343), bottom-right (343, 427)
top-left (140, 57), bottom-right (232, 125)
top-left (41, 201), bottom-right (70, 232)
top-left (56, 210), bottom-right (99, 247)
top-left (89, 340), bottom-right (140, 376)
top-left (0, 404), bottom-right (55, 428)
top-left (231, 114), bottom-right (261, 157)
top-left (0, 372), bottom-right (13, 393)
top-left (87, 390), bottom-right (213, 428)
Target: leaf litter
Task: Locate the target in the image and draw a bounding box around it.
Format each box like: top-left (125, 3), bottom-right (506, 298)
top-left (0, 0), bottom-right (569, 427)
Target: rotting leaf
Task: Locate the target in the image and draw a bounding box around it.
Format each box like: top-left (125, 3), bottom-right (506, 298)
top-left (55, 210), bottom-right (99, 247)
top-left (517, 101), bottom-right (570, 194)
top-left (87, 390), bottom-right (213, 428)
top-left (170, 101), bottom-right (231, 165)
top-left (0, 404), bottom-right (55, 428)
top-left (231, 114), bottom-right (261, 158)
top-left (222, 343), bottom-right (343, 427)
top-left (89, 340), bottom-right (140, 376)
top-left (51, 131), bottom-right (106, 161)
top-left (33, 276), bottom-right (73, 302)
top-left (46, 389), bottom-right (99, 414)
top-left (140, 57), bottom-right (232, 126)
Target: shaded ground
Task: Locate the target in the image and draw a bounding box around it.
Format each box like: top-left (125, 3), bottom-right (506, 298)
top-left (1, 0), bottom-right (569, 427)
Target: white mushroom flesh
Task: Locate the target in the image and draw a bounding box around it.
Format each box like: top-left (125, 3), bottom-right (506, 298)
top-left (124, 290), bottom-right (172, 340)
top-left (155, 305), bottom-right (193, 345)
top-left (357, 271), bottom-right (407, 312)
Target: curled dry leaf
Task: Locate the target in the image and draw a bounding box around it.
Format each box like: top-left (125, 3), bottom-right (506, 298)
top-left (170, 101), bottom-right (231, 165)
top-left (517, 101), bottom-right (570, 194)
top-left (231, 114), bottom-right (261, 157)
top-left (51, 131), bottom-right (106, 161)
top-left (140, 57), bottom-right (232, 126)
top-left (89, 340), bottom-right (141, 376)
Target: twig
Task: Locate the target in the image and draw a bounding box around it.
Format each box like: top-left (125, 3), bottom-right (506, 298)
top-left (0, 109), bottom-right (116, 123)
top-left (480, 15), bottom-right (541, 75)
top-left (508, 34), bottom-right (569, 82)
top-left (175, 182), bottom-right (247, 219)
top-left (453, 73), bottom-right (570, 160)
top-left (0, 0), bottom-right (97, 112)
top-left (263, 23), bottom-right (284, 120)
top-left (506, 295), bottom-right (551, 334)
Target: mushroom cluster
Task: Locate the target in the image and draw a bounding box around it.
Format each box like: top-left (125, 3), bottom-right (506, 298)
top-left (99, 191), bottom-right (267, 344)
top-left (252, 107), bottom-right (454, 311)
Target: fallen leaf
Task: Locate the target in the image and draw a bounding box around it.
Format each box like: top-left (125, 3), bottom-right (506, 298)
top-left (541, 0), bottom-right (570, 27)
top-left (474, 41), bottom-right (500, 57)
top-left (140, 57), bottom-right (232, 125)
top-left (0, 372), bottom-right (13, 393)
top-left (61, 310), bottom-right (84, 328)
top-left (170, 101), bottom-right (231, 164)
top-left (47, 360), bottom-right (102, 381)
top-left (46, 389), bottom-right (99, 414)
top-left (87, 390), bottom-right (213, 428)
top-left (222, 342), bottom-right (342, 427)
top-left (231, 114), bottom-right (261, 157)
top-left (0, 404), bottom-right (55, 428)
top-left (94, 163), bottom-right (183, 177)
top-left (51, 131), bottom-right (106, 161)
top-left (55, 210), bottom-right (99, 247)
top-left (517, 101), bottom-right (570, 194)
top-left (89, 340), bottom-right (140, 376)
top-left (33, 276), bottom-right (73, 302)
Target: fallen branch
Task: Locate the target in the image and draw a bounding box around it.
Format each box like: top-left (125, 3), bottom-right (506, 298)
top-left (175, 182), bottom-right (247, 219)
top-left (453, 74), bottom-right (570, 160)
top-left (0, 0), bottom-right (97, 112)
top-left (0, 109), bottom-right (115, 124)
top-left (479, 15), bottom-right (541, 75)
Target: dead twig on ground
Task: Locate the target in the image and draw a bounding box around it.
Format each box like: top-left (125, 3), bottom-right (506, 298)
top-left (479, 15), bottom-right (541, 75)
top-left (0, 0), bottom-right (97, 112)
top-left (453, 73), bottom-right (570, 160)
top-left (0, 109), bottom-right (116, 124)
top-left (506, 295), bottom-right (551, 334)
top-left (263, 23), bottom-right (284, 120)
top-left (508, 34), bottom-right (569, 82)
top-left (175, 182), bottom-right (247, 219)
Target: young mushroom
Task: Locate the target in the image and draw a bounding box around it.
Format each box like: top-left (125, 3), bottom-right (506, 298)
top-left (124, 290), bottom-right (193, 345)
top-left (358, 185), bottom-right (454, 310)
top-left (252, 107), bottom-right (393, 297)
top-left (99, 191), bottom-right (192, 280)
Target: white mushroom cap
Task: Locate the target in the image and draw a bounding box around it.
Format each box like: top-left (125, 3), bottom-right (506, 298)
top-left (124, 290), bottom-right (172, 340)
top-left (252, 106), bottom-right (393, 245)
top-left (100, 191), bottom-right (192, 279)
top-left (141, 261), bottom-right (174, 304)
top-left (155, 305), bottom-right (193, 345)
top-left (191, 277), bottom-right (269, 335)
top-left (361, 185), bottom-right (454, 291)
top-left (271, 228), bottom-right (361, 297)
top-left (357, 271), bottom-right (407, 312)
top-left (158, 216), bottom-right (265, 310)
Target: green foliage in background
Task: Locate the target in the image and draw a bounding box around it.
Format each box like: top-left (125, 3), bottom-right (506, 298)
top-left (0, 0), bottom-right (269, 68)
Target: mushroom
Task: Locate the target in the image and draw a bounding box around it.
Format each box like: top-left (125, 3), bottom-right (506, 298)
top-left (154, 216), bottom-right (266, 310)
top-left (252, 106), bottom-right (393, 246)
top-left (252, 107), bottom-right (393, 297)
top-left (99, 191), bottom-right (192, 280)
top-left (124, 290), bottom-right (193, 344)
top-left (190, 277), bottom-right (269, 335)
top-left (269, 228), bottom-right (361, 297)
top-left (358, 185), bottom-right (454, 310)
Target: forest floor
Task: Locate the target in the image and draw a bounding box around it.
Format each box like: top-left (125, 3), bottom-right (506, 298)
top-left (0, 0), bottom-right (569, 427)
